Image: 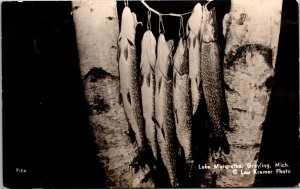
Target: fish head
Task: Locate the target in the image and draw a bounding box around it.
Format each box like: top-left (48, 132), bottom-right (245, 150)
top-left (120, 7), bottom-right (139, 43)
top-left (157, 34), bottom-right (174, 81)
top-left (187, 3), bottom-right (202, 37)
top-left (202, 6), bottom-right (218, 43)
top-left (165, 39), bottom-right (174, 80)
top-left (174, 38), bottom-right (189, 75)
top-left (141, 30), bottom-right (156, 72)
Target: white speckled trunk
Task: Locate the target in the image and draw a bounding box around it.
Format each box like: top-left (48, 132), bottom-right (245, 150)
top-left (72, 1), bottom-right (153, 187)
top-left (216, 0), bottom-right (283, 187)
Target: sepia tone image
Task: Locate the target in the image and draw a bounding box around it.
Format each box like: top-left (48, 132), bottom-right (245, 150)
top-left (2, 0), bottom-right (299, 188)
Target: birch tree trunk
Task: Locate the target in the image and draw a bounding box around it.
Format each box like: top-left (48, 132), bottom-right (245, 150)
top-left (72, 1), bottom-right (153, 187)
top-left (214, 0), bottom-right (283, 186)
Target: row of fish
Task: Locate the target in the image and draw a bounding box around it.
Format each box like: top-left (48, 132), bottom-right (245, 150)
top-left (117, 3), bottom-right (229, 187)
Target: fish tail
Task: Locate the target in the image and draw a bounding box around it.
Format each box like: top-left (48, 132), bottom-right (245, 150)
top-left (131, 121), bottom-right (146, 150)
top-left (163, 142), bottom-right (179, 187)
top-left (191, 79), bottom-right (201, 115)
top-left (145, 118), bottom-right (158, 160)
top-left (176, 125), bottom-right (193, 164)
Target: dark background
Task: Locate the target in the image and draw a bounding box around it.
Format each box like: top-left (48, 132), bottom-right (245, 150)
top-left (2, 0), bottom-right (299, 187)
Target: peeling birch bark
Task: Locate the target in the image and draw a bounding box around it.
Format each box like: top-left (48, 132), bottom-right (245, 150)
top-left (216, 0), bottom-right (283, 187)
top-left (72, 1), bottom-right (153, 187)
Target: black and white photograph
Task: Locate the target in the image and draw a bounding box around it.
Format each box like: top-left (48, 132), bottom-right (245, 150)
top-left (2, 0), bottom-right (299, 187)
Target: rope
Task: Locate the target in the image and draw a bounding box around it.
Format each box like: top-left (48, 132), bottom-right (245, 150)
top-left (124, 0), bottom-right (128, 7)
top-left (147, 10), bottom-right (151, 30)
top-left (141, 0), bottom-right (214, 35)
top-left (141, 0), bottom-right (192, 18)
top-left (159, 15), bottom-right (165, 34)
top-left (179, 16), bottom-right (185, 38)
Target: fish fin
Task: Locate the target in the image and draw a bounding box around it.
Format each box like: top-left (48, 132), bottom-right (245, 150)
top-left (127, 91), bottom-right (131, 105)
top-left (146, 72), bottom-right (151, 87)
top-left (193, 37), bottom-right (196, 49)
top-left (195, 77), bottom-right (199, 90)
top-left (173, 72), bottom-right (177, 88)
top-left (158, 77), bottom-right (162, 94)
top-left (174, 109), bottom-right (179, 124)
top-left (140, 73), bottom-right (144, 86)
top-left (118, 92), bottom-right (123, 105)
top-left (124, 46), bottom-right (128, 61)
top-left (152, 116), bottom-right (160, 128)
top-left (127, 38), bottom-right (134, 46)
top-left (161, 123), bottom-right (165, 140)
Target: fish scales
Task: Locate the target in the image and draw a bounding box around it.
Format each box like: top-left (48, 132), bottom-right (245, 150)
top-left (200, 6), bottom-right (229, 152)
top-left (173, 38), bottom-right (193, 166)
top-left (155, 34), bottom-right (179, 187)
top-left (187, 3), bottom-right (203, 115)
top-left (118, 7), bottom-right (146, 154)
top-left (140, 30), bottom-right (158, 160)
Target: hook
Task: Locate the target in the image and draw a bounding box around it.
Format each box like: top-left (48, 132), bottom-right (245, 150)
top-left (124, 0), bottom-right (128, 7)
top-left (206, 0), bottom-right (213, 6)
top-left (179, 16), bottom-right (185, 38)
top-left (205, 0), bottom-right (214, 10)
top-left (147, 10), bottom-right (151, 30)
top-left (159, 15), bottom-right (165, 34)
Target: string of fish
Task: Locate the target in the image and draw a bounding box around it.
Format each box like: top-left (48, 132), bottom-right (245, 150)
top-left (117, 0), bottom-right (229, 187)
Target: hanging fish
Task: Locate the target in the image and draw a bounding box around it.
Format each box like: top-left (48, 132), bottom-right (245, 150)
top-left (118, 6), bottom-right (148, 169)
top-left (200, 6), bottom-right (229, 154)
top-left (173, 38), bottom-right (194, 176)
top-left (154, 34), bottom-right (179, 187)
top-left (140, 30), bottom-right (158, 161)
top-left (187, 3), bottom-right (203, 115)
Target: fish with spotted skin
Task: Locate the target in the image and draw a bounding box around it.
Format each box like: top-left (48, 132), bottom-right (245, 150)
top-left (140, 30), bottom-right (158, 161)
top-left (173, 38), bottom-right (194, 177)
top-left (187, 3), bottom-right (203, 115)
top-left (200, 6), bottom-right (229, 154)
top-left (118, 6), bottom-right (147, 170)
top-left (154, 34), bottom-right (179, 187)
